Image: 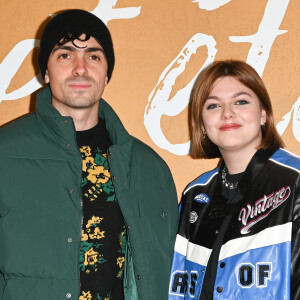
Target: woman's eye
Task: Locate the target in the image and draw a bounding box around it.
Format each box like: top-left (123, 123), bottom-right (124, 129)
top-left (206, 103), bottom-right (219, 110)
top-left (236, 99), bottom-right (249, 105)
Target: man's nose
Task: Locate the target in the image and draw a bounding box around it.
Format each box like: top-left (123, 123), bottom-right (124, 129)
top-left (73, 57), bottom-right (88, 76)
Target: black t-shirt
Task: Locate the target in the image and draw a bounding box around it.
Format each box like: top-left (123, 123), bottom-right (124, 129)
top-left (77, 120), bottom-right (126, 300)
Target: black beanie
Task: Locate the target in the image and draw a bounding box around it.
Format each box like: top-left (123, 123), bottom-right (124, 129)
top-left (38, 9), bottom-right (114, 82)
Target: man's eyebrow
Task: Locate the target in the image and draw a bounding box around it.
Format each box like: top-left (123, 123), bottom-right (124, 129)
top-left (85, 47), bottom-right (105, 53)
top-left (52, 45), bottom-right (75, 52)
top-left (52, 45), bottom-right (105, 54)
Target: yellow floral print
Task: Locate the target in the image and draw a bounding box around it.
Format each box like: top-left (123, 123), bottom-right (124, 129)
top-left (86, 165), bottom-right (110, 184)
top-left (79, 291), bottom-right (92, 300)
top-left (79, 145), bottom-right (124, 298)
top-left (81, 147), bottom-right (110, 185)
top-left (84, 247), bottom-right (99, 266)
top-left (117, 257), bottom-right (125, 268)
top-left (89, 227), bottom-right (105, 239)
top-left (81, 230), bottom-right (88, 241)
top-left (80, 146), bottom-right (92, 157)
top-left (82, 216), bottom-right (105, 241)
top-left (86, 216), bottom-right (102, 228)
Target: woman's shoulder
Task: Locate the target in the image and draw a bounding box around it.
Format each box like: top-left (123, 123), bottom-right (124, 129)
top-left (270, 148), bottom-right (300, 173)
top-left (183, 167), bottom-right (219, 195)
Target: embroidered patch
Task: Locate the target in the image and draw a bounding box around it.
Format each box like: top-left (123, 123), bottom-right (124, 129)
top-left (194, 193), bottom-right (210, 203)
top-left (236, 262), bottom-right (272, 288)
top-left (238, 186), bottom-right (291, 234)
top-left (189, 211), bottom-right (198, 223)
top-left (169, 270), bottom-right (199, 297)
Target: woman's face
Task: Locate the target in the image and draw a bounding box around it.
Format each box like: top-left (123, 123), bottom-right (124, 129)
top-left (202, 76), bottom-right (266, 156)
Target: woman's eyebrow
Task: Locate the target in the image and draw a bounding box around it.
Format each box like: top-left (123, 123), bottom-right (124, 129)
top-left (233, 91), bottom-right (251, 98)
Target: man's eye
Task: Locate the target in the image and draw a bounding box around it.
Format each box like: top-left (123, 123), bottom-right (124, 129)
top-left (59, 53), bottom-right (70, 59)
top-left (90, 55), bottom-right (100, 60)
top-left (236, 99), bottom-right (249, 105)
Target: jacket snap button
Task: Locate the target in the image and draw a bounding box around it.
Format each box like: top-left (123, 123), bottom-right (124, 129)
top-left (161, 211), bottom-right (168, 220)
top-left (220, 262), bottom-right (225, 268)
top-left (217, 286), bottom-right (223, 293)
top-left (66, 293), bottom-right (71, 298)
top-left (137, 275), bottom-right (141, 280)
top-left (66, 143), bottom-right (71, 148)
top-left (67, 238), bottom-right (72, 243)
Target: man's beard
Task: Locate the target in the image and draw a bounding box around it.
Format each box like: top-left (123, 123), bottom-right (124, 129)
top-left (58, 75), bottom-right (100, 109)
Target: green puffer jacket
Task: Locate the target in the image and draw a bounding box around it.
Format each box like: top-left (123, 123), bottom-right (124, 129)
top-left (0, 87), bottom-right (179, 300)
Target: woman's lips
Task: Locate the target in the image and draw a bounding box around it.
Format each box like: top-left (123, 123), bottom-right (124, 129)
top-left (220, 123), bottom-right (241, 131)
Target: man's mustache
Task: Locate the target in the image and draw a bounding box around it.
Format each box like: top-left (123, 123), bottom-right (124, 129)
top-left (65, 75), bottom-right (95, 84)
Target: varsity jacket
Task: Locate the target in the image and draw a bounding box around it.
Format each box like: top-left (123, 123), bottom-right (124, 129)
top-left (0, 87), bottom-right (179, 300)
top-left (169, 148), bottom-right (300, 300)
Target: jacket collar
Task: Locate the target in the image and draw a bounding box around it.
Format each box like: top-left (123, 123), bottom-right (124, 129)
top-left (237, 148), bottom-right (277, 195)
top-left (35, 86), bottom-right (133, 187)
top-left (36, 87), bottom-right (77, 153)
top-left (97, 97), bottom-right (133, 190)
top-left (36, 86), bottom-right (131, 145)
top-left (210, 148), bottom-right (277, 218)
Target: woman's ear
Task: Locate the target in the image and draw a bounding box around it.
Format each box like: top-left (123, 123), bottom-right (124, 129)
top-left (261, 109), bottom-right (267, 125)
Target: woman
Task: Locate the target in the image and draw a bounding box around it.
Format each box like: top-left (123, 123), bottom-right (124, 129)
top-left (168, 60), bottom-right (300, 300)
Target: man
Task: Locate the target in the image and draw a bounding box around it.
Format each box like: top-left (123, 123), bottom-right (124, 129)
top-left (0, 9), bottom-right (179, 300)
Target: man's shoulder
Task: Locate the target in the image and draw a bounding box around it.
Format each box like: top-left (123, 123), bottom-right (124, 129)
top-left (0, 113), bottom-right (38, 149)
top-left (128, 135), bottom-right (176, 186)
top-left (0, 113), bottom-right (37, 134)
top-left (131, 135), bottom-right (170, 167)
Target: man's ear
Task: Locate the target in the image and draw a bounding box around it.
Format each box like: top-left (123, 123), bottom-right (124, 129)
top-left (44, 70), bottom-right (49, 84)
top-left (105, 77), bottom-right (108, 86)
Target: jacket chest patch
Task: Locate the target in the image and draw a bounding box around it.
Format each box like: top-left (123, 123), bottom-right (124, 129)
top-left (238, 186), bottom-right (291, 234)
top-left (194, 193), bottom-right (210, 203)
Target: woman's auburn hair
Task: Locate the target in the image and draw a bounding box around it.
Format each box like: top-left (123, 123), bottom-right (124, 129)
top-left (189, 60), bottom-right (285, 159)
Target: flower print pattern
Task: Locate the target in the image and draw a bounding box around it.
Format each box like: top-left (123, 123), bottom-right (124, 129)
top-left (80, 146), bottom-right (114, 202)
top-left (79, 145), bottom-right (126, 300)
top-left (79, 291), bottom-right (92, 300)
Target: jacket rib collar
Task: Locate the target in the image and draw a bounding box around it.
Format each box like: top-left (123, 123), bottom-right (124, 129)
top-left (35, 86), bottom-right (133, 187)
